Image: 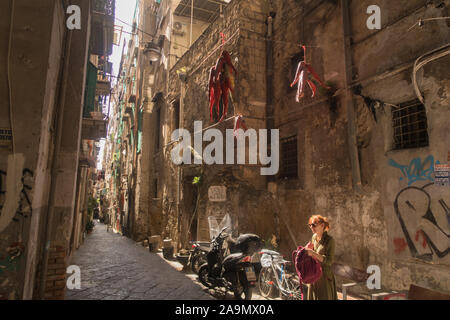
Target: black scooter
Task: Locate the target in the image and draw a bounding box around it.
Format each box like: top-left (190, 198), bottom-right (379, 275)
top-left (188, 240), bottom-right (210, 274)
top-left (198, 227), bottom-right (263, 300)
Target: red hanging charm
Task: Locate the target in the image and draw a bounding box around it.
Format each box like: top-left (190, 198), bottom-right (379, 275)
top-left (208, 43), bottom-right (237, 123)
top-left (233, 115), bottom-right (248, 137)
top-left (290, 45), bottom-right (329, 102)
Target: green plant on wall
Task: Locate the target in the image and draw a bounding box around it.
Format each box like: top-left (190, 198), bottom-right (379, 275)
top-left (86, 220), bottom-right (95, 233)
top-left (192, 176), bottom-right (201, 185)
top-left (87, 196), bottom-right (99, 215)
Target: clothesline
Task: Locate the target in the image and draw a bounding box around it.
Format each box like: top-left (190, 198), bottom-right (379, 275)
top-left (163, 116), bottom-right (236, 148)
top-left (243, 29), bottom-right (321, 48)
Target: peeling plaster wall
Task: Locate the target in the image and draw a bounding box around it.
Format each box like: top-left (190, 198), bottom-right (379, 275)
top-left (353, 0), bottom-right (450, 292)
top-left (160, 0), bottom-right (271, 248)
top-left (143, 0), bottom-right (450, 293)
top-left (270, 0), bottom-right (450, 294)
top-left (0, 0), bottom-right (65, 299)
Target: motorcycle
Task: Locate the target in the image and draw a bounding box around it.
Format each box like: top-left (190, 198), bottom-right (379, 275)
top-left (198, 227), bottom-right (263, 300)
top-left (188, 240), bottom-right (210, 274)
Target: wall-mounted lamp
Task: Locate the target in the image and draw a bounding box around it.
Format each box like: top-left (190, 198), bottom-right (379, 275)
top-left (143, 42), bottom-right (161, 62)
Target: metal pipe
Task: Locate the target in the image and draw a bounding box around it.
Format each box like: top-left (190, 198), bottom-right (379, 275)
top-left (190, 0), bottom-right (194, 46)
top-left (39, 0), bottom-right (73, 299)
top-left (341, 0), bottom-right (362, 192)
top-left (266, 13), bottom-right (274, 183)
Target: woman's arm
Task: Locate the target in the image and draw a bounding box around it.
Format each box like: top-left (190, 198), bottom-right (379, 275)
top-left (306, 237), bottom-right (335, 266)
top-left (306, 249), bottom-right (324, 263)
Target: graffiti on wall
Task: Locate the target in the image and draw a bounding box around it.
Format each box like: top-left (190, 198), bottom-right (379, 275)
top-left (0, 154), bottom-right (33, 233)
top-left (388, 155), bottom-right (438, 186)
top-left (0, 242), bottom-right (25, 275)
top-left (389, 156), bottom-right (450, 261)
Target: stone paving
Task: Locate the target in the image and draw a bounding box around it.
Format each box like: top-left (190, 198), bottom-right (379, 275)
top-left (65, 221), bottom-right (359, 301)
top-left (65, 221), bottom-right (213, 300)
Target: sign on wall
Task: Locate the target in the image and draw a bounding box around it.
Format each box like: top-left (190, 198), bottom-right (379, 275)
top-left (208, 186), bottom-right (226, 202)
top-left (435, 164), bottom-right (450, 186)
top-left (0, 128), bottom-right (12, 147)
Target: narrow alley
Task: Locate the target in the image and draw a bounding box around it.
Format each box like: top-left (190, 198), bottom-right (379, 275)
top-left (65, 222), bottom-right (212, 300)
top-left (0, 0), bottom-right (449, 303)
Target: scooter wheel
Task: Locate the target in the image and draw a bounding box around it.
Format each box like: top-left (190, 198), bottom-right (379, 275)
top-left (198, 264), bottom-right (212, 288)
top-left (233, 281), bottom-right (252, 300)
top-left (191, 255), bottom-right (206, 274)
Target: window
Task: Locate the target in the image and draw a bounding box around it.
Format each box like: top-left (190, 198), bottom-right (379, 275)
top-left (280, 136), bottom-right (298, 179)
top-left (392, 100), bottom-right (429, 150)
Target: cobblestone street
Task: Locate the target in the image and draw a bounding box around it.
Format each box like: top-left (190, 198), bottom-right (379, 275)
top-left (65, 222), bottom-right (213, 300)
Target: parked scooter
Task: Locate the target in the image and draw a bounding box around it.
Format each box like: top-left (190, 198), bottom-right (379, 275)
top-left (188, 240), bottom-right (210, 274)
top-left (198, 227), bottom-right (263, 300)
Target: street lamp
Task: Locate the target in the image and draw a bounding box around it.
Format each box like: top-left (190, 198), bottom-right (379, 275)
top-left (143, 42), bottom-right (161, 62)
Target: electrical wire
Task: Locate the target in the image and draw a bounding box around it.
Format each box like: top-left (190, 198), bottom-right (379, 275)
top-left (7, 0), bottom-right (15, 154)
top-left (413, 43), bottom-right (450, 103)
top-left (187, 28), bottom-right (240, 77)
top-left (407, 16), bottom-right (450, 32)
top-left (163, 115), bottom-right (236, 148)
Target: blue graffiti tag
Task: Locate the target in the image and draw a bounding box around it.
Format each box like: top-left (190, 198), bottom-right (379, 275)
top-left (388, 155), bottom-right (439, 186)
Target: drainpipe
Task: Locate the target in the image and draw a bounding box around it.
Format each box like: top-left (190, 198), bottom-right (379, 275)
top-left (39, 0), bottom-right (72, 299)
top-left (266, 13), bottom-right (275, 183)
top-left (341, 0), bottom-right (362, 193)
top-left (189, 0), bottom-right (194, 47)
top-left (176, 79), bottom-right (185, 250)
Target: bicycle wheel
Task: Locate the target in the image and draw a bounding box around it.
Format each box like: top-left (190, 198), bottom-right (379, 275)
top-left (258, 267), bottom-right (275, 298)
top-left (280, 277), bottom-right (302, 300)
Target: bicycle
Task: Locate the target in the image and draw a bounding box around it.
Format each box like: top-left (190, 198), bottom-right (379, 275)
top-left (257, 249), bottom-right (302, 300)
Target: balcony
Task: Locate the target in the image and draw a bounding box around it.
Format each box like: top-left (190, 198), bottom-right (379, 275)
top-left (96, 72), bottom-right (111, 96)
top-left (82, 116), bottom-right (107, 141)
top-left (174, 0), bottom-right (231, 23)
top-left (79, 140), bottom-right (98, 168)
top-left (90, 0), bottom-right (116, 56)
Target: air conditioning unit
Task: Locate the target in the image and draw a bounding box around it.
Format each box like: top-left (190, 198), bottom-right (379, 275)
top-left (172, 22), bottom-right (185, 36)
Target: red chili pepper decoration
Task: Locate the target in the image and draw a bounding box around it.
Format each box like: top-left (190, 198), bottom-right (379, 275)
top-left (208, 66), bottom-right (222, 122)
top-left (233, 115), bottom-right (248, 137)
top-left (208, 49), bottom-right (237, 123)
top-left (290, 45), bottom-right (329, 102)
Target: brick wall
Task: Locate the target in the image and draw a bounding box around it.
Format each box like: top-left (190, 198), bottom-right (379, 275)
top-left (43, 245), bottom-right (68, 300)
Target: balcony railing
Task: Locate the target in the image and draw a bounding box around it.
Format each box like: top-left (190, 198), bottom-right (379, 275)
top-left (93, 0), bottom-right (115, 16)
top-left (91, 0), bottom-right (116, 56)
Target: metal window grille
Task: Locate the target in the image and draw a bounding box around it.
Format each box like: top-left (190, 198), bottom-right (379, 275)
top-left (392, 100), bottom-right (429, 150)
top-left (280, 136), bottom-right (298, 178)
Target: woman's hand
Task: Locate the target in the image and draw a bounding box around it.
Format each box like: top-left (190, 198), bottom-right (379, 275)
top-left (305, 248), bottom-right (314, 257)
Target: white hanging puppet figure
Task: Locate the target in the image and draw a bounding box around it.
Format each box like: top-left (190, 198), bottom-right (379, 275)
top-left (290, 45), bottom-right (330, 102)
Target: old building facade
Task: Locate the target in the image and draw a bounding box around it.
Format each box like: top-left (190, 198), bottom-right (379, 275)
top-left (104, 0), bottom-right (450, 295)
top-left (0, 0), bottom-right (115, 299)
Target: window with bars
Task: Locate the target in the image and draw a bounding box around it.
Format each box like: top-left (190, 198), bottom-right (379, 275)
top-left (392, 100), bottom-right (429, 150)
top-left (280, 136), bottom-right (298, 179)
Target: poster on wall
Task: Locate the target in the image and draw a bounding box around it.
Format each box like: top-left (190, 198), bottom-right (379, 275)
top-left (0, 128), bottom-right (12, 147)
top-left (208, 186), bottom-right (226, 202)
top-left (434, 164), bottom-right (450, 186)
